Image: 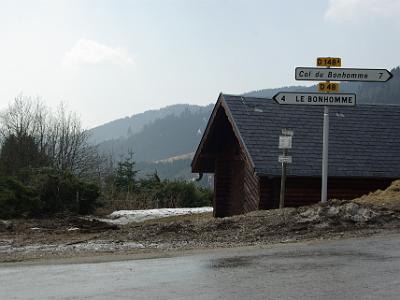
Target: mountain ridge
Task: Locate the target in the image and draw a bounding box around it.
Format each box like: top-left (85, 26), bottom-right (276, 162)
top-left (88, 103), bottom-right (213, 144)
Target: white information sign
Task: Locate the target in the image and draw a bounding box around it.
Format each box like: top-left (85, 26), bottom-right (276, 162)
top-left (278, 155), bottom-right (292, 164)
top-left (279, 136), bottom-right (292, 149)
top-left (295, 67), bottom-right (392, 82)
top-left (273, 92), bottom-right (356, 106)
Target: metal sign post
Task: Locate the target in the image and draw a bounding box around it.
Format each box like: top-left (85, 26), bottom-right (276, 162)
top-left (321, 61), bottom-right (332, 204)
top-left (321, 104), bottom-right (329, 203)
top-left (278, 129), bottom-right (293, 209)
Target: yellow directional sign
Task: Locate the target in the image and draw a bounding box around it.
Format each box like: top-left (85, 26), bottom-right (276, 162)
top-left (317, 57), bottom-right (341, 67)
top-left (318, 82), bottom-right (340, 92)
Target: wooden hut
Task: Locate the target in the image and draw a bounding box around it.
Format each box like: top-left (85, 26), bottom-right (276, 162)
top-left (191, 93), bottom-right (400, 217)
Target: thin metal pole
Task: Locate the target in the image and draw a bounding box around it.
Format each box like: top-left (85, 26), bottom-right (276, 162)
top-left (321, 105), bottom-right (329, 203)
top-left (279, 149), bottom-right (287, 208)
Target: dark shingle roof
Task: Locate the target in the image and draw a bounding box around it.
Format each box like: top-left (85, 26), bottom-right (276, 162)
top-left (222, 94), bottom-right (400, 178)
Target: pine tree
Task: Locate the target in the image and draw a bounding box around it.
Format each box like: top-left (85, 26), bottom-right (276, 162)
top-left (115, 150), bottom-right (138, 199)
top-left (0, 133), bottom-right (48, 177)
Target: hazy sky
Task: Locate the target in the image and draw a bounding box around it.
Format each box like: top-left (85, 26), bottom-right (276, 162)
top-left (0, 0), bottom-right (399, 128)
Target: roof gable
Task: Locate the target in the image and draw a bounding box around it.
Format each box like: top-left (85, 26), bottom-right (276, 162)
top-left (192, 94), bottom-right (254, 173)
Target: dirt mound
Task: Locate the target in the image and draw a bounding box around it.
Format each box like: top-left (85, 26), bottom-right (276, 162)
top-left (295, 200), bottom-right (396, 226)
top-left (118, 200), bottom-right (400, 248)
top-left (353, 180), bottom-right (400, 210)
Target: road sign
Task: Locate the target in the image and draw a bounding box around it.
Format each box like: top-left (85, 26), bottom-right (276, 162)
top-left (296, 67), bottom-right (392, 82)
top-left (273, 92), bottom-right (356, 106)
top-left (318, 82), bottom-right (339, 92)
top-left (279, 155), bottom-right (292, 164)
top-left (279, 136), bottom-right (292, 149)
top-left (317, 57), bottom-right (341, 67)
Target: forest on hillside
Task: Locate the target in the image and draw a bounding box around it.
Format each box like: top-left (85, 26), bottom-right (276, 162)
top-left (97, 108), bottom-right (211, 162)
top-left (88, 104), bottom-right (213, 144)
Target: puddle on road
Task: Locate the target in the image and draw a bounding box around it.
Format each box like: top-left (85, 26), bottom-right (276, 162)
top-left (209, 256), bottom-right (254, 269)
top-left (208, 249), bottom-right (393, 270)
top-left (208, 255), bottom-right (333, 271)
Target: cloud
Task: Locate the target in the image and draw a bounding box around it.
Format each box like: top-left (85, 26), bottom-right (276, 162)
top-left (62, 39), bottom-right (134, 68)
top-left (325, 0), bottom-right (400, 23)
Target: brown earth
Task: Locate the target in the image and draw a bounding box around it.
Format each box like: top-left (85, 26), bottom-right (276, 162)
top-left (1, 181), bottom-right (400, 264)
top-left (353, 179), bottom-right (400, 211)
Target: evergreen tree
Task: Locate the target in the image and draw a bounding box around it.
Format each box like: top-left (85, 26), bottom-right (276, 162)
top-left (0, 133), bottom-right (48, 177)
top-left (115, 150), bottom-right (138, 198)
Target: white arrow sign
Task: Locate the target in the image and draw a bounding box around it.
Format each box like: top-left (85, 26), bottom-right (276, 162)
top-left (273, 92), bottom-right (356, 106)
top-left (295, 67), bottom-right (392, 82)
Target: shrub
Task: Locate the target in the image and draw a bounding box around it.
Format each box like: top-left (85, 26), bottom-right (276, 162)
top-left (0, 170), bottom-right (101, 218)
top-left (0, 177), bottom-right (42, 218)
top-left (34, 170), bottom-right (100, 215)
top-left (77, 181), bottom-right (101, 214)
top-left (137, 178), bottom-right (213, 208)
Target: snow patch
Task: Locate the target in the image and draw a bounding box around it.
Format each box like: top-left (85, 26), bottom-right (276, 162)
top-left (100, 207), bottom-right (213, 225)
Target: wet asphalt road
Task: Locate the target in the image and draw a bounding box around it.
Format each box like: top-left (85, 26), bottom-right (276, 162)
top-left (1, 233), bottom-right (400, 300)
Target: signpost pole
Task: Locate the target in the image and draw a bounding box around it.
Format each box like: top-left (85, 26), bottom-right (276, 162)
top-left (321, 105), bottom-right (329, 203)
top-left (321, 61), bottom-right (331, 204)
top-left (279, 148), bottom-right (287, 209)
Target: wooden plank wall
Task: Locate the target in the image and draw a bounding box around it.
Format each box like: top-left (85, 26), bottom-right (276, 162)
top-left (210, 105), bottom-right (260, 217)
top-left (214, 152), bottom-right (259, 217)
top-left (214, 155), bottom-right (244, 217)
top-left (259, 177), bottom-right (279, 209)
top-left (241, 152), bottom-right (259, 213)
top-left (259, 176), bottom-right (395, 208)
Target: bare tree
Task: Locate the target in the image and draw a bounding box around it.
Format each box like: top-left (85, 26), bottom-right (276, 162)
top-left (44, 103), bottom-right (104, 177)
top-left (33, 100), bottom-right (49, 154)
top-left (0, 94), bottom-right (35, 139)
top-left (0, 95), bottom-right (103, 179)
